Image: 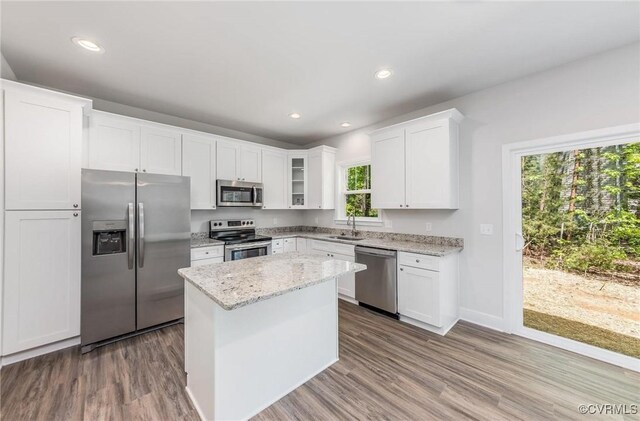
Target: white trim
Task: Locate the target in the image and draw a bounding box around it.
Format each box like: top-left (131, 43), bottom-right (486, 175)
top-left (1, 336), bottom-right (80, 367)
top-left (459, 307), bottom-right (505, 332)
top-left (399, 315), bottom-right (460, 336)
top-left (334, 157), bottom-right (382, 223)
top-left (338, 295), bottom-right (358, 305)
top-left (517, 327), bottom-right (640, 372)
top-left (185, 386), bottom-right (207, 421)
top-left (502, 122), bottom-right (640, 367)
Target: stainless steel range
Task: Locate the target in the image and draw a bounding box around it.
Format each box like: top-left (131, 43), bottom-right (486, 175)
top-left (210, 219), bottom-right (272, 261)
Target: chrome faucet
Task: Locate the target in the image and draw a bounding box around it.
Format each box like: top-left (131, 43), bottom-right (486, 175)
top-left (347, 212), bottom-right (358, 237)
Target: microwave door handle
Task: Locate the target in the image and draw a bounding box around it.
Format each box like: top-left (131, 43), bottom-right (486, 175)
top-left (127, 203), bottom-right (135, 269)
top-left (138, 203), bottom-right (145, 268)
top-left (252, 185), bottom-right (257, 206)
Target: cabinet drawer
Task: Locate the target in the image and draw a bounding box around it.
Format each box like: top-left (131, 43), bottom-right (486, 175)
top-left (191, 256), bottom-right (223, 267)
top-left (191, 246), bottom-right (224, 261)
top-left (310, 240), bottom-right (354, 257)
top-left (283, 238), bottom-right (295, 244)
top-left (398, 251), bottom-right (439, 271)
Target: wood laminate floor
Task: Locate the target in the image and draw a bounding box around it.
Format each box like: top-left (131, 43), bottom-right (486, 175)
top-left (1, 301), bottom-right (638, 420)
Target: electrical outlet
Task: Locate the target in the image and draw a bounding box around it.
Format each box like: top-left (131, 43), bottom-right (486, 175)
top-left (425, 223), bottom-right (432, 232)
top-left (480, 224), bottom-right (494, 235)
top-left (385, 218), bottom-right (392, 228)
top-left (273, 217), bottom-right (278, 225)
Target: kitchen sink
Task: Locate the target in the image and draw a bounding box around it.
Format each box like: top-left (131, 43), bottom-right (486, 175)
top-left (329, 236), bottom-right (365, 241)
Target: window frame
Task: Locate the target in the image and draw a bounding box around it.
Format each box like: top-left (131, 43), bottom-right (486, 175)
top-left (334, 158), bottom-right (383, 226)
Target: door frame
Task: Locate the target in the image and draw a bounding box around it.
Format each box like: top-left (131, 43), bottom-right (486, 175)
top-left (502, 123), bottom-right (640, 371)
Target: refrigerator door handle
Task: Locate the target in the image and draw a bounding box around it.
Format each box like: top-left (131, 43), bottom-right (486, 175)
top-left (138, 203), bottom-right (145, 268)
top-left (127, 203), bottom-right (135, 269)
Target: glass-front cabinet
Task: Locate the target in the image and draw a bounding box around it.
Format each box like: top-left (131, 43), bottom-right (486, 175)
top-left (287, 152), bottom-right (308, 209)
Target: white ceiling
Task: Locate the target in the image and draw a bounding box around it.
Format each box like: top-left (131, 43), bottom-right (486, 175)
top-left (2, 2), bottom-right (639, 145)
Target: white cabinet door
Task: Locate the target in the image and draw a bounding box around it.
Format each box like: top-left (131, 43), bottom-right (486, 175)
top-left (261, 149), bottom-right (287, 209)
top-left (5, 90), bottom-right (83, 210)
top-left (217, 140), bottom-right (240, 180)
top-left (371, 127), bottom-right (405, 209)
top-left (183, 134), bottom-right (217, 209)
top-left (239, 145), bottom-right (262, 183)
top-left (333, 252), bottom-right (355, 299)
top-left (307, 152), bottom-right (322, 209)
top-left (89, 112), bottom-right (141, 172)
top-left (288, 153), bottom-right (308, 209)
top-left (398, 265), bottom-right (441, 327)
top-left (283, 238), bottom-right (296, 253)
top-left (405, 120), bottom-right (454, 208)
top-left (140, 126), bottom-right (182, 175)
top-left (3, 211), bottom-right (81, 354)
top-left (296, 238), bottom-right (307, 251)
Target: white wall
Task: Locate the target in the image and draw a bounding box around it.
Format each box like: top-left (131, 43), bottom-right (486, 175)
top-left (304, 43), bottom-right (640, 327)
top-left (191, 209), bottom-right (304, 233)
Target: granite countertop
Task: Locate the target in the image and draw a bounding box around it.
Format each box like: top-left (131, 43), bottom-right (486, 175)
top-left (268, 231), bottom-right (462, 256)
top-left (190, 237), bottom-right (225, 248)
top-left (178, 252), bottom-right (366, 310)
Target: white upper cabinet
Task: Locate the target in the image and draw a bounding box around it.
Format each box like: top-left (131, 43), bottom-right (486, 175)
top-left (3, 210), bottom-right (81, 354)
top-left (140, 126), bottom-right (182, 175)
top-left (371, 109), bottom-right (463, 209)
top-left (307, 146), bottom-right (336, 210)
top-left (371, 127), bottom-right (406, 209)
top-left (4, 85), bottom-right (88, 210)
top-left (216, 139), bottom-right (262, 183)
top-left (88, 111), bottom-right (182, 175)
top-left (261, 149), bottom-right (287, 209)
top-left (182, 133), bottom-right (217, 209)
top-left (239, 144), bottom-right (262, 183)
top-left (89, 112), bottom-right (141, 172)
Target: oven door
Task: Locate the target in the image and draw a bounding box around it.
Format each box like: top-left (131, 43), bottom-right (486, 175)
top-left (217, 180), bottom-right (263, 207)
top-left (225, 241), bottom-right (272, 261)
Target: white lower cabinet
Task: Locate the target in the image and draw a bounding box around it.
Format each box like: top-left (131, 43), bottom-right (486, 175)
top-left (295, 238), bottom-right (307, 251)
top-left (191, 246), bottom-right (224, 267)
top-left (397, 251), bottom-right (459, 333)
top-left (3, 211), bottom-right (81, 355)
top-left (310, 240), bottom-right (356, 299)
top-left (283, 238), bottom-right (296, 253)
top-left (334, 252), bottom-right (355, 299)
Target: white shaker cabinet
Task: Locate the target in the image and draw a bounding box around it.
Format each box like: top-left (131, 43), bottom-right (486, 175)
top-left (140, 126), bottom-right (182, 175)
top-left (4, 86), bottom-right (88, 210)
top-left (89, 112), bottom-right (141, 172)
top-left (217, 139), bottom-right (262, 183)
top-left (283, 238), bottom-right (296, 253)
top-left (88, 111), bottom-right (183, 175)
top-left (182, 134), bottom-right (217, 209)
top-left (371, 109), bottom-right (463, 209)
top-left (296, 238), bottom-right (307, 251)
top-left (261, 149), bottom-right (287, 209)
top-left (3, 211), bottom-right (81, 355)
top-left (307, 146), bottom-right (336, 210)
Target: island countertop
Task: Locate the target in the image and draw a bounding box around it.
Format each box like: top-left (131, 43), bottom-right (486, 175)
top-left (178, 252), bottom-right (366, 311)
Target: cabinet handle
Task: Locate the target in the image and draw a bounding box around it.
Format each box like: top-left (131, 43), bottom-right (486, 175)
top-left (416, 259), bottom-right (420, 263)
top-left (73, 212), bottom-right (79, 217)
top-left (400, 204), bottom-right (403, 207)
top-left (73, 204), bottom-right (78, 208)
top-left (143, 169), bottom-right (147, 172)
top-left (406, 204), bottom-right (409, 208)
top-left (135, 168), bottom-right (139, 172)
top-left (400, 268), bottom-right (404, 271)
top-left (318, 206), bottom-right (321, 208)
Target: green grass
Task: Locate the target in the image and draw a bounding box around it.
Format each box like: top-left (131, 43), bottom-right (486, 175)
top-left (523, 309), bottom-right (640, 358)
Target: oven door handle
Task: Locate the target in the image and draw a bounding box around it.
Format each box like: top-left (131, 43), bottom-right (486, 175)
top-left (225, 241), bottom-right (272, 251)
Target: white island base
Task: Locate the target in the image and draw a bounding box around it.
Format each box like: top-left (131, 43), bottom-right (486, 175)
top-left (184, 279), bottom-right (338, 420)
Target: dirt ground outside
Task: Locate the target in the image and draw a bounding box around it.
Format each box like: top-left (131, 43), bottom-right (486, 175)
top-left (523, 262), bottom-right (640, 340)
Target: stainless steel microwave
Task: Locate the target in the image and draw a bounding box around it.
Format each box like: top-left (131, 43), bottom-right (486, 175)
top-left (216, 180), bottom-right (264, 207)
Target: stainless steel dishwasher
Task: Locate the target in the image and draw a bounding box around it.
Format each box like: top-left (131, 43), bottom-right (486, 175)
top-left (355, 246), bottom-right (398, 317)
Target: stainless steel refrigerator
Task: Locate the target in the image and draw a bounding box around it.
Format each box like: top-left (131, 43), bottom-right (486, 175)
top-left (81, 169), bottom-right (190, 352)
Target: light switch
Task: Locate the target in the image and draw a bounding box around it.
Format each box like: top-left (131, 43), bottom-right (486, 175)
top-left (480, 224), bottom-right (494, 235)
top-left (425, 223), bottom-right (432, 232)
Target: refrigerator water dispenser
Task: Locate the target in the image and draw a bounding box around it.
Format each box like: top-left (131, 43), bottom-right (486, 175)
top-left (92, 221), bottom-right (127, 255)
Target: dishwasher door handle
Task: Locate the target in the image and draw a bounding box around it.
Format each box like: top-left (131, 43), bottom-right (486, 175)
top-left (355, 246), bottom-right (396, 258)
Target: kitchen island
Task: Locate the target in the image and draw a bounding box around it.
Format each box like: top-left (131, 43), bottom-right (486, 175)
top-left (178, 252), bottom-right (366, 421)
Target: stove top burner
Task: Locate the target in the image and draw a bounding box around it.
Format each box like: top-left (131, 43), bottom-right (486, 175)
top-left (209, 219), bottom-right (271, 245)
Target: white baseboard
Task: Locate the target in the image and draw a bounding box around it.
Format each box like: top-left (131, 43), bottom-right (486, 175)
top-left (338, 295), bottom-right (358, 305)
top-left (459, 307), bottom-right (505, 332)
top-left (399, 316), bottom-right (459, 336)
top-left (1, 336), bottom-right (80, 367)
top-left (185, 386), bottom-right (207, 421)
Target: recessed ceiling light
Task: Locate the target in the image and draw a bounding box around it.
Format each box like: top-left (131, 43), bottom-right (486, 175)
top-left (71, 37), bottom-right (104, 53)
top-left (375, 69), bottom-right (393, 79)
top-left (289, 112), bottom-right (301, 119)
top-left (340, 122), bottom-right (351, 128)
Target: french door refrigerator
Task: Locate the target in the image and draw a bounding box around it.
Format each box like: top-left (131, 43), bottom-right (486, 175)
top-left (81, 169), bottom-right (190, 352)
